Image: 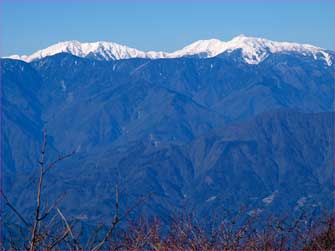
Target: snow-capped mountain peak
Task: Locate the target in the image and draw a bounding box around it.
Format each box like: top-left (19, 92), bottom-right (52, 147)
top-left (11, 40), bottom-right (149, 62)
top-left (169, 39), bottom-right (226, 58)
top-left (4, 35), bottom-right (333, 65)
top-left (169, 35), bottom-right (332, 65)
top-left (224, 35), bottom-right (332, 64)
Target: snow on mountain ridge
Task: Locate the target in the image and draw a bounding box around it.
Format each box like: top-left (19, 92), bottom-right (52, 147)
top-left (169, 39), bottom-right (225, 58)
top-left (4, 35), bottom-right (333, 65)
top-left (173, 35), bottom-right (333, 64)
top-left (18, 40), bottom-right (149, 61)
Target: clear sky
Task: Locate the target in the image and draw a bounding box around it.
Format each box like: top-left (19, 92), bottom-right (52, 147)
top-left (1, 1), bottom-right (334, 56)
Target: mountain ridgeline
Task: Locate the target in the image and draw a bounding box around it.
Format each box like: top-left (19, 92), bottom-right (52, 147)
top-left (1, 36), bottom-right (334, 222)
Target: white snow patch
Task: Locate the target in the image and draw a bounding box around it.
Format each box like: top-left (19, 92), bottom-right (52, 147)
top-left (60, 80), bottom-right (66, 91)
top-left (294, 197), bottom-right (308, 211)
top-left (248, 208), bottom-right (263, 216)
top-left (262, 191), bottom-right (278, 204)
top-left (206, 196), bottom-right (217, 202)
top-left (76, 144), bottom-right (81, 152)
top-left (75, 213), bottom-right (88, 220)
top-left (297, 197), bottom-right (307, 207)
top-left (149, 134), bottom-right (159, 147)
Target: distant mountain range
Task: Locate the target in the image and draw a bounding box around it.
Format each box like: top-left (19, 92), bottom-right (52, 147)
top-left (5, 35), bottom-right (333, 65)
top-left (2, 35), bottom-right (334, 223)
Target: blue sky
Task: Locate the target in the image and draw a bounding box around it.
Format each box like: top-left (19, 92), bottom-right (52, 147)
top-left (1, 1), bottom-right (334, 56)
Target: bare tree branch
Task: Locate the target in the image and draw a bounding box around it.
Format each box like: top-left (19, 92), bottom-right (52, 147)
top-left (92, 188), bottom-right (153, 251)
top-left (56, 207), bottom-right (82, 250)
top-left (38, 192), bottom-right (66, 221)
top-left (29, 128), bottom-right (47, 251)
top-left (43, 150), bottom-right (76, 175)
top-left (1, 190), bottom-right (31, 228)
top-left (91, 185), bottom-right (119, 251)
top-left (46, 223), bottom-right (73, 250)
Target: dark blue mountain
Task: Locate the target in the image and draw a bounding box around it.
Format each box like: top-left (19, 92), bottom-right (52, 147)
top-left (1, 49), bottom-right (334, 223)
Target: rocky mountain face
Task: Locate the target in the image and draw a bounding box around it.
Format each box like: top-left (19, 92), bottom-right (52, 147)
top-left (1, 40), bottom-right (334, 222)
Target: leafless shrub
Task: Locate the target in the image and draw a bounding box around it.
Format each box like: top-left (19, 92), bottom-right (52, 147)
top-left (1, 129), bottom-right (150, 250)
top-left (1, 130), bottom-right (333, 250)
top-left (99, 208), bottom-right (333, 251)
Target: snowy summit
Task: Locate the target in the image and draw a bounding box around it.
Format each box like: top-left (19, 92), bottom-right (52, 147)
top-left (5, 35), bottom-right (333, 65)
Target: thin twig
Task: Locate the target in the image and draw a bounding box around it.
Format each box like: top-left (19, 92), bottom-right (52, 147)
top-left (0, 190), bottom-right (31, 228)
top-left (43, 150), bottom-right (76, 175)
top-left (56, 207), bottom-right (82, 250)
top-left (47, 224), bottom-right (73, 250)
top-left (38, 192), bottom-right (66, 221)
top-left (91, 185), bottom-right (120, 251)
top-left (93, 190), bottom-right (153, 250)
top-left (29, 128), bottom-right (47, 251)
